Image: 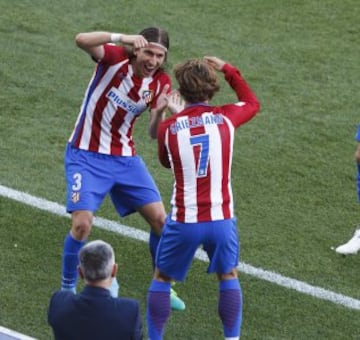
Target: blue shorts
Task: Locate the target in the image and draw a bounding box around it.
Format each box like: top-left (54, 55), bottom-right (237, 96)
top-left (64, 144), bottom-right (161, 216)
top-left (156, 217), bottom-right (239, 281)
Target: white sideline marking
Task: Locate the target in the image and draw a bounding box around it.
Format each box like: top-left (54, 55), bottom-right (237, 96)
top-left (0, 326), bottom-right (37, 340)
top-left (1, 184), bottom-right (360, 311)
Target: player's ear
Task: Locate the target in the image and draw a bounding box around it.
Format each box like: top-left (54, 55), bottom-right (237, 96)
top-left (78, 266), bottom-right (84, 279)
top-left (111, 263), bottom-right (118, 278)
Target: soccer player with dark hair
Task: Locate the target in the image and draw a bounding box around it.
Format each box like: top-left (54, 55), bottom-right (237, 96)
top-left (60, 27), bottom-right (184, 310)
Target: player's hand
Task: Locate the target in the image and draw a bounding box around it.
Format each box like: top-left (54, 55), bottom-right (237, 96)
top-left (203, 56), bottom-right (226, 71)
top-left (121, 34), bottom-right (148, 48)
top-left (155, 84), bottom-right (171, 113)
top-left (167, 90), bottom-right (185, 115)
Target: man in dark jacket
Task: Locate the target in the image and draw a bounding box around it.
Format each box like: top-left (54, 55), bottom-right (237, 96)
top-left (48, 240), bottom-right (142, 340)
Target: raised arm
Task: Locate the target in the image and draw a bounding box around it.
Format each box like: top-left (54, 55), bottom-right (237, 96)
top-left (204, 56), bottom-right (260, 126)
top-left (75, 31), bottom-right (148, 61)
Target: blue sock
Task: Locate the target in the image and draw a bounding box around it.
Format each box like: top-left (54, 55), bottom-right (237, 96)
top-left (218, 279), bottom-right (242, 338)
top-left (61, 233), bottom-right (85, 290)
top-left (149, 231), bottom-right (160, 269)
top-left (147, 280), bottom-right (171, 340)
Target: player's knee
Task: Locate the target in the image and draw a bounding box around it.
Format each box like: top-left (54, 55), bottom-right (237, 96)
top-left (218, 268), bottom-right (238, 281)
top-left (149, 213), bottom-right (166, 235)
top-left (139, 202), bottom-right (166, 234)
top-left (71, 213), bottom-right (93, 240)
top-left (71, 223), bottom-right (91, 240)
top-left (154, 268), bottom-right (172, 282)
top-left (151, 219), bottom-right (165, 235)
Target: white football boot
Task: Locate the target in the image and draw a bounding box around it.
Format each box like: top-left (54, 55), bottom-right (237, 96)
top-left (335, 227), bottom-right (360, 255)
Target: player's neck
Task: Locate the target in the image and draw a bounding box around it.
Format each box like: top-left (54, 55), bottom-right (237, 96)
top-left (185, 101), bottom-right (209, 108)
top-left (85, 278), bottom-right (112, 290)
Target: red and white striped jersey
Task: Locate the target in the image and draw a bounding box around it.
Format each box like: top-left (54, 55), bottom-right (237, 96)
top-left (157, 64), bottom-right (260, 223)
top-left (69, 44), bottom-right (171, 156)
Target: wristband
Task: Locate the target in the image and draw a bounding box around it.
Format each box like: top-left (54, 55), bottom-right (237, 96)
top-left (110, 33), bottom-right (122, 43)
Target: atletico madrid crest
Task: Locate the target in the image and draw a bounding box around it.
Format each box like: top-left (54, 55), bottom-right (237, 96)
top-left (142, 90), bottom-right (154, 104)
top-left (71, 192), bottom-right (80, 203)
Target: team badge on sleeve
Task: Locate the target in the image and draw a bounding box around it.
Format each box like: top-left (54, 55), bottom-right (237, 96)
top-left (142, 90), bottom-right (154, 104)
